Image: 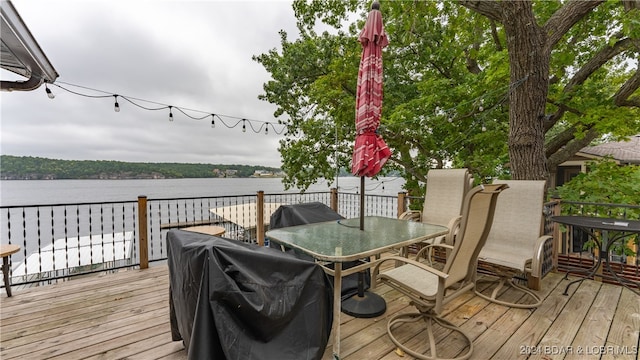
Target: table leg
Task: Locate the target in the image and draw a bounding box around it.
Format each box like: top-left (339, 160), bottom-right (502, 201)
top-left (2, 256), bottom-right (12, 297)
top-left (563, 257), bottom-right (601, 295)
top-left (563, 227), bottom-right (602, 295)
top-left (601, 234), bottom-right (640, 295)
top-left (563, 230), bottom-right (640, 296)
top-left (332, 262), bottom-right (342, 359)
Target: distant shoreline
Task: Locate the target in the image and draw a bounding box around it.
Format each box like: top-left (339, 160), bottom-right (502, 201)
top-left (0, 155), bottom-right (283, 180)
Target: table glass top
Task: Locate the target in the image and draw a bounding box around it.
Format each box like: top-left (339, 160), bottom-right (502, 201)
top-left (266, 216), bottom-right (448, 261)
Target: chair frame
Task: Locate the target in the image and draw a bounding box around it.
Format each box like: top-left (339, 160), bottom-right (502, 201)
top-left (374, 183), bottom-right (508, 360)
top-left (475, 180), bottom-right (554, 309)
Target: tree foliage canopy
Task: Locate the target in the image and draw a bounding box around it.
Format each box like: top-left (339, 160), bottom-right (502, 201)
top-left (254, 0), bottom-right (639, 194)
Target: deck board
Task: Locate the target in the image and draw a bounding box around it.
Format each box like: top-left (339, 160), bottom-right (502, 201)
top-left (1, 263), bottom-right (638, 360)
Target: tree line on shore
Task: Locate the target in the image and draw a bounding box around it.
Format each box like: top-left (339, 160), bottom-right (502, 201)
top-left (0, 155), bottom-right (281, 180)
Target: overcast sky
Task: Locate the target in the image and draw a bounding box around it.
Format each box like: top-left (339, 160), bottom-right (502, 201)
top-left (2, 0), bottom-right (304, 168)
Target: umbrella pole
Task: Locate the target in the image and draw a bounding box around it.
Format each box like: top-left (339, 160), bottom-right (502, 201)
top-left (360, 176), bottom-right (365, 230)
top-left (342, 175), bottom-right (386, 318)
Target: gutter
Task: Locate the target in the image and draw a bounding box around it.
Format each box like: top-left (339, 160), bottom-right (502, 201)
top-left (1, 0), bottom-right (58, 91)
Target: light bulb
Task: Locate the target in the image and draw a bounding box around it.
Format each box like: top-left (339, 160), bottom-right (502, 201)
top-left (242, 120), bottom-right (246, 132)
top-left (169, 106), bottom-right (174, 121)
top-left (114, 95), bottom-right (120, 112)
top-left (211, 114), bottom-right (216, 128)
top-left (45, 85), bottom-right (55, 99)
top-left (265, 123), bottom-right (269, 135)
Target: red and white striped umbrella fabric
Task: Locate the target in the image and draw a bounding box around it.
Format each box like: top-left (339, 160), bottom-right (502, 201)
top-left (351, 2), bottom-right (391, 178)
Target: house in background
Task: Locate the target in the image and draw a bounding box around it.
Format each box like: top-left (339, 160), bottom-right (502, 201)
top-left (551, 134), bottom-right (640, 188)
top-left (1, 0), bottom-right (58, 91)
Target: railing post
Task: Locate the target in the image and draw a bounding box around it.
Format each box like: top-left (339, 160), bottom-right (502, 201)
top-left (330, 188), bottom-right (338, 212)
top-left (256, 191), bottom-right (265, 246)
top-left (137, 196), bottom-right (148, 269)
top-left (397, 192), bottom-right (406, 218)
top-left (552, 199), bottom-right (561, 271)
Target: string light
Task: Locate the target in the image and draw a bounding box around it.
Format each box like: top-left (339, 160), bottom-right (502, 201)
top-left (45, 81), bottom-right (288, 135)
top-left (265, 123), bottom-right (269, 135)
top-left (45, 84), bottom-right (55, 99)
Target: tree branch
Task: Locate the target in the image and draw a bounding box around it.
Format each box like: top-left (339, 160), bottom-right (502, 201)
top-left (545, 126), bottom-right (580, 157)
top-left (547, 127), bottom-right (599, 169)
top-left (614, 67), bottom-right (640, 107)
top-left (489, 20), bottom-right (503, 51)
top-left (458, 1), bottom-right (503, 22)
top-left (543, 0), bottom-right (604, 48)
top-left (565, 37), bottom-right (636, 93)
top-left (545, 37), bottom-right (638, 129)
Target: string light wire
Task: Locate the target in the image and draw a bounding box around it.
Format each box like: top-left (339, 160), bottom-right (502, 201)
top-left (49, 81), bottom-right (288, 135)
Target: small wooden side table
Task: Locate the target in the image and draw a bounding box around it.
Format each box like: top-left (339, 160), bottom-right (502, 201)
top-left (1, 244), bottom-right (20, 297)
top-left (182, 225), bottom-right (226, 237)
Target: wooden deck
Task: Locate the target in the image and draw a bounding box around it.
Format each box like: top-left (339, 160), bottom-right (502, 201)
top-left (1, 262), bottom-right (638, 360)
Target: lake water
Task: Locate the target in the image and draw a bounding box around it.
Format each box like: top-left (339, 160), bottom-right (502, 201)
top-left (0, 177), bottom-right (406, 206)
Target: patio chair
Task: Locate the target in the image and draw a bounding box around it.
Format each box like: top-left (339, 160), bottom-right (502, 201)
top-left (475, 180), bottom-right (554, 309)
top-left (399, 168), bottom-right (473, 247)
top-left (373, 183), bottom-right (508, 360)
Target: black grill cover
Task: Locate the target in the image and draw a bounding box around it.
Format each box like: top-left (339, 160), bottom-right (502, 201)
top-left (268, 202), bottom-right (370, 301)
top-left (269, 202), bottom-right (345, 230)
top-left (168, 230), bottom-right (333, 360)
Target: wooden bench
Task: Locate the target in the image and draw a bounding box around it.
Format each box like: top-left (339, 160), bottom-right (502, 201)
top-left (1, 244), bottom-right (20, 297)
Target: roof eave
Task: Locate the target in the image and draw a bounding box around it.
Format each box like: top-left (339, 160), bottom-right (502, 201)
top-left (1, 0), bottom-right (58, 91)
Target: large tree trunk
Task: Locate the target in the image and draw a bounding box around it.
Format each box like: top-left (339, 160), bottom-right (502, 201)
top-left (502, 1), bottom-right (549, 180)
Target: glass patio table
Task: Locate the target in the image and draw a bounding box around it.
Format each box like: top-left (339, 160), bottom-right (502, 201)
top-left (266, 216), bottom-right (449, 359)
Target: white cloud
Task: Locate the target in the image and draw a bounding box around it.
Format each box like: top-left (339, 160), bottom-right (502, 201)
top-left (1, 0), bottom-right (298, 167)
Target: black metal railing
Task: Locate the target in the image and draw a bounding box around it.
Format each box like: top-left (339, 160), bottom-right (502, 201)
top-left (0, 201), bottom-right (139, 287)
top-left (0, 190), bottom-right (402, 288)
top-left (2, 192), bottom-right (637, 290)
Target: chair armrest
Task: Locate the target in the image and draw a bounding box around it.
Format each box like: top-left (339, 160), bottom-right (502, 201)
top-left (444, 216), bottom-right (462, 246)
top-left (530, 235), bottom-right (554, 277)
top-left (373, 256), bottom-right (449, 281)
top-left (415, 243), bottom-right (454, 264)
top-left (398, 210), bottom-right (421, 221)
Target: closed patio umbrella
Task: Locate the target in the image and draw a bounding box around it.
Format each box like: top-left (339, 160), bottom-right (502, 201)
top-left (351, 1), bottom-right (392, 233)
top-left (351, 1), bottom-right (391, 182)
top-left (344, 0), bottom-right (390, 318)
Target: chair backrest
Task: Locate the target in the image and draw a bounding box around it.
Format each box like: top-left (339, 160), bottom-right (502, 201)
top-left (442, 183), bottom-right (508, 287)
top-left (486, 180), bottom-right (546, 252)
top-left (421, 168), bottom-right (473, 227)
